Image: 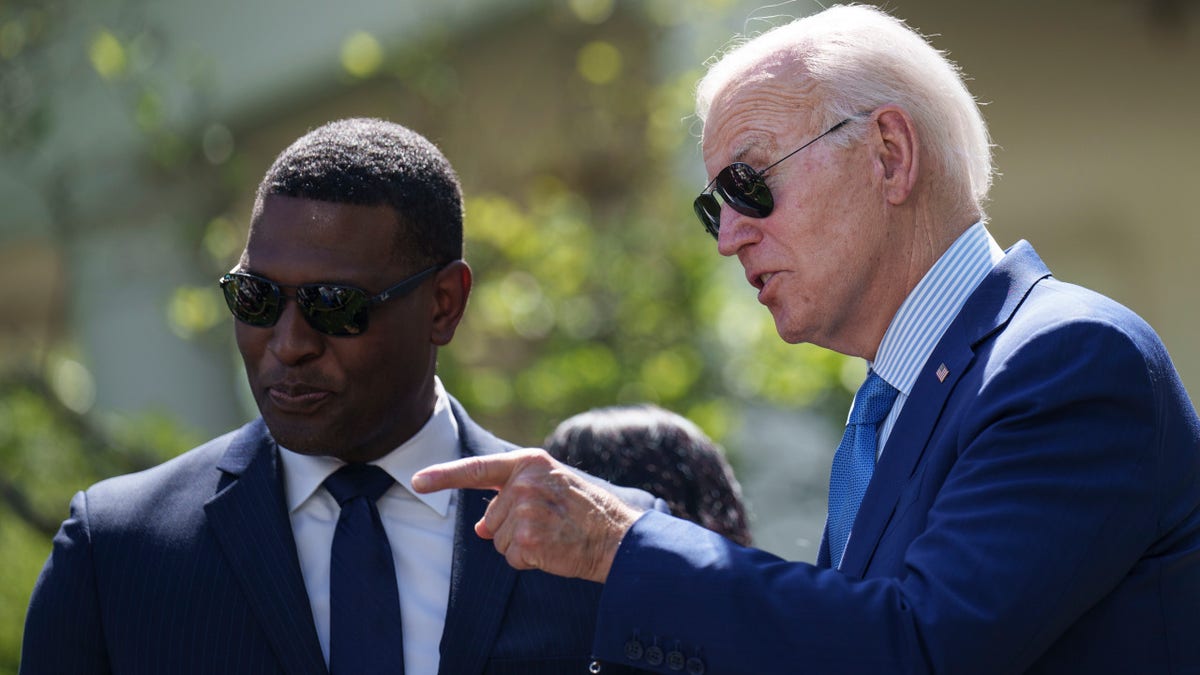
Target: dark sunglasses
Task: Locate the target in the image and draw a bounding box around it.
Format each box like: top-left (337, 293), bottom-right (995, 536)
top-left (218, 263), bottom-right (447, 336)
top-left (693, 116), bottom-right (856, 239)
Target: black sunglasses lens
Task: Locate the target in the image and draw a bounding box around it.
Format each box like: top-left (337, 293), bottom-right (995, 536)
top-left (219, 267), bottom-right (440, 337)
top-left (221, 274), bottom-right (281, 327)
top-left (694, 163), bottom-right (776, 240)
top-left (694, 195), bottom-right (722, 239)
top-left (295, 285), bottom-right (371, 336)
top-left (718, 163), bottom-right (774, 216)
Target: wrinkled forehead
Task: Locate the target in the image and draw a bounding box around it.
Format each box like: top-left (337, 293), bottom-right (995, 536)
top-left (701, 62), bottom-right (820, 168)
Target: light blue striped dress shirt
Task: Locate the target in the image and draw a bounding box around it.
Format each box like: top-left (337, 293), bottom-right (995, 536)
top-left (867, 221), bottom-right (1006, 456)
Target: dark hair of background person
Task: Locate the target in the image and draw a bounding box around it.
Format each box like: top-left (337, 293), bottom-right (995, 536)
top-left (545, 404), bottom-right (752, 546)
top-left (253, 116), bottom-right (463, 267)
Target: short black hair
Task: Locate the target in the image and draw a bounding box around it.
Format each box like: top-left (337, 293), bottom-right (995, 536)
top-left (253, 117), bottom-right (462, 266)
top-left (545, 404), bottom-right (753, 546)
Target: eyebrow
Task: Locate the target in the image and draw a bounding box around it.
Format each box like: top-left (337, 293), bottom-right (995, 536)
top-left (729, 135), bottom-right (775, 167)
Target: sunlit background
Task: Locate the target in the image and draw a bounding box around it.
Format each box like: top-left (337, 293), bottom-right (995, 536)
top-left (1, 0), bottom-right (1197, 667)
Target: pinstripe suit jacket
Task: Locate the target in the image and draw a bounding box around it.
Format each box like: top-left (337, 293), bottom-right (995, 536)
top-left (21, 397), bottom-right (650, 674)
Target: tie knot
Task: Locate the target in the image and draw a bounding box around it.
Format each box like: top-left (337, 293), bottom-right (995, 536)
top-left (324, 464), bottom-right (395, 506)
top-left (848, 370), bottom-right (899, 426)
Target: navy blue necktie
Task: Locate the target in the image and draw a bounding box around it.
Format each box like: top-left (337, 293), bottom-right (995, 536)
top-left (325, 464), bottom-right (405, 675)
top-left (826, 370), bottom-right (899, 569)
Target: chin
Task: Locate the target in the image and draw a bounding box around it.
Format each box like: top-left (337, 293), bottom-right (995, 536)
top-left (262, 416), bottom-right (326, 455)
top-left (771, 315), bottom-right (808, 345)
top-left (777, 332), bottom-right (808, 345)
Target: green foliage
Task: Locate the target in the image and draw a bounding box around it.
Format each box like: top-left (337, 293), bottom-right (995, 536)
top-left (0, 517), bottom-right (49, 674)
top-left (437, 174), bottom-right (852, 445)
top-left (0, 373), bottom-right (201, 673)
top-left (441, 179), bottom-right (734, 443)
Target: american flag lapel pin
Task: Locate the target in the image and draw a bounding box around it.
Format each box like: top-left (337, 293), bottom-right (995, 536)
top-left (935, 363), bottom-right (950, 382)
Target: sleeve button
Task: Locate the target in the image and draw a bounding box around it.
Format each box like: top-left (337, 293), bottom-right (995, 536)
top-left (686, 656), bottom-right (706, 675)
top-left (667, 650), bottom-right (686, 671)
top-left (624, 639), bottom-right (644, 661)
top-left (645, 645), bottom-right (664, 666)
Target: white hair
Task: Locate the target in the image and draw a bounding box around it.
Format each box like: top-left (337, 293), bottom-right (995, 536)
top-left (696, 4), bottom-right (994, 209)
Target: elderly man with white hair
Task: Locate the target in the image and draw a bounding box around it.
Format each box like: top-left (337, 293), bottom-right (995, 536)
top-left (415, 5), bottom-right (1200, 673)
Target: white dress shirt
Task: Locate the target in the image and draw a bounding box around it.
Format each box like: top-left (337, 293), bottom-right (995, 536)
top-left (279, 378), bottom-right (460, 675)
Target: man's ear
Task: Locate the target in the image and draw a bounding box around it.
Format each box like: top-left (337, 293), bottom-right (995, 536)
top-left (430, 260), bottom-right (472, 346)
top-left (872, 105), bottom-right (919, 205)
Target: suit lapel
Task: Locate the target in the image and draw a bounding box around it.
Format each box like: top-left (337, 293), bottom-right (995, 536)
top-left (437, 398), bottom-right (519, 675)
top-left (840, 241), bottom-right (1053, 578)
top-left (204, 419), bottom-right (327, 675)
top-left (838, 337), bottom-right (974, 577)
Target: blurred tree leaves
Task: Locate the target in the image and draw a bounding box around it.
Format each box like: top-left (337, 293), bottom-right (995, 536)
top-left (0, 369), bottom-right (202, 671)
top-left (0, 0), bottom-right (218, 667)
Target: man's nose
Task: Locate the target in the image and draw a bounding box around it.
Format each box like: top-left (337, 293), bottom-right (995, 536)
top-left (267, 300), bottom-right (324, 365)
top-left (716, 208), bottom-right (761, 257)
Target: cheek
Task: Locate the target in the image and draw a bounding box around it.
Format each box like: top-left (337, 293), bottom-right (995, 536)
top-left (797, 160), bottom-right (883, 254)
top-left (233, 325), bottom-right (267, 366)
top-left (331, 337), bottom-right (407, 392)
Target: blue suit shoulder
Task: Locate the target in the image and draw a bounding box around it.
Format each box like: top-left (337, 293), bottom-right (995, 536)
top-left (81, 420), bottom-right (262, 533)
top-left (991, 272), bottom-right (1196, 430)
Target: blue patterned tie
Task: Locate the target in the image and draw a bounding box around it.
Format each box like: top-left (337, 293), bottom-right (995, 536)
top-left (826, 370), bottom-right (899, 569)
top-left (325, 464), bottom-right (405, 675)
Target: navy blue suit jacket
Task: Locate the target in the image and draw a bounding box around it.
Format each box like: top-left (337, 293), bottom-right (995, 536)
top-left (595, 242), bottom-right (1200, 674)
top-left (22, 397), bottom-right (652, 674)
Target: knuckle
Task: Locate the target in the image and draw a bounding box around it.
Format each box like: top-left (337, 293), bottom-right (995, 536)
top-left (505, 547), bottom-right (532, 570)
top-left (511, 497), bottom-right (549, 523)
top-left (507, 477), bottom-right (542, 502)
top-left (467, 457), bottom-right (490, 482)
top-left (517, 447), bottom-right (554, 470)
top-left (512, 524), bottom-right (541, 550)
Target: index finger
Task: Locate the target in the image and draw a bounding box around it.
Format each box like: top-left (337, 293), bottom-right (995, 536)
top-left (411, 454), bottom-right (521, 493)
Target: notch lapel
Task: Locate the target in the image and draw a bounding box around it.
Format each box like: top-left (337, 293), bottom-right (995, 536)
top-left (204, 420), bottom-right (327, 675)
top-left (839, 241), bottom-right (1053, 578)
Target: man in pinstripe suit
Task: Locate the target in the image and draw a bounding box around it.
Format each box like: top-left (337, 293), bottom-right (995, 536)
top-left (21, 118), bottom-right (656, 675)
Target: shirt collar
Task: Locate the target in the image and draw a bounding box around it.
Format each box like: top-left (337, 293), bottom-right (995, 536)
top-left (278, 376), bottom-right (460, 517)
top-left (871, 221), bottom-right (1005, 394)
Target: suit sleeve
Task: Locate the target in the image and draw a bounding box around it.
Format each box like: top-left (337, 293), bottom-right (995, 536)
top-left (594, 316), bottom-right (1187, 674)
top-left (21, 490), bottom-right (111, 674)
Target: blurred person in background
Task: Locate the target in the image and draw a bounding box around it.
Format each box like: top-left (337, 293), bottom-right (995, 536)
top-left (545, 404), bottom-right (751, 546)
